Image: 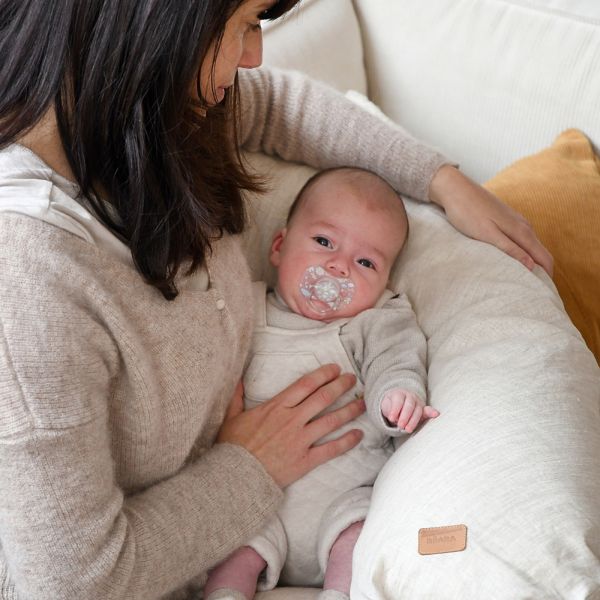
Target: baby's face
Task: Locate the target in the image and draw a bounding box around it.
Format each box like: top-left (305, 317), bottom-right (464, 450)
top-left (270, 177), bottom-right (407, 321)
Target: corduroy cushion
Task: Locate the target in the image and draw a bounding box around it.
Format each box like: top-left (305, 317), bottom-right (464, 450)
top-left (484, 129), bottom-right (600, 362)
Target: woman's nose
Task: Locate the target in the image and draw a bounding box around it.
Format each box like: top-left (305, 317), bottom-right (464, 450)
top-left (239, 28), bottom-right (263, 69)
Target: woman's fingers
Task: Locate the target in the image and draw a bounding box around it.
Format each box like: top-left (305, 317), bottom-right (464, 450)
top-left (493, 218), bottom-right (554, 276)
top-left (278, 363), bottom-right (342, 408)
top-left (295, 372), bottom-right (357, 421)
top-left (217, 364), bottom-right (365, 488)
top-left (429, 165), bottom-right (554, 277)
top-left (224, 381), bottom-right (245, 420)
top-left (303, 428), bottom-right (364, 473)
top-left (303, 395), bottom-right (365, 442)
top-left (485, 222), bottom-right (536, 269)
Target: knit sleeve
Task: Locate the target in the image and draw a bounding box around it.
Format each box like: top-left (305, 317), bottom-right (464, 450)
top-left (237, 67), bottom-right (450, 202)
top-left (339, 294), bottom-right (428, 437)
top-left (0, 217), bottom-right (282, 599)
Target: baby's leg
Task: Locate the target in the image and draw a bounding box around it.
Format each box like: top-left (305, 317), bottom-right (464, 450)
top-left (319, 520), bottom-right (364, 599)
top-left (204, 546), bottom-right (266, 600)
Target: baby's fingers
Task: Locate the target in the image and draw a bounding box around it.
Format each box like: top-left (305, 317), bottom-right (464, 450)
top-left (397, 396), bottom-right (417, 429)
top-left (381, 395), bottom-right (402, 424)
top-left (403, 405), bottom-right (423, 433)
top-left (423, 406), bottom-right (440, 419)
top-left (404, 405), bottom-right (439, 433)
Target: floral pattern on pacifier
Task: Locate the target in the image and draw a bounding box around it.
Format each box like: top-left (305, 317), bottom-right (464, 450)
top-left (299, 265), bottom-right (355, 314)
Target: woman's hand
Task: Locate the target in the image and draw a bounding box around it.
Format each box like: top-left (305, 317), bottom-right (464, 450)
top-left (429, 165), bottom-right (554, 277)
top-left (218, 364), bottom-right (365, 488)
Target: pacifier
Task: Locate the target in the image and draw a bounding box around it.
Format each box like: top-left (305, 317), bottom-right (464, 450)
top-left (299, 265), bottom-right (355, 314)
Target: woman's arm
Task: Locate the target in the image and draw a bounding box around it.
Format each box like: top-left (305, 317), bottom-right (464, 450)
top-left (0, 217), bottom-right (283, 599)
top-left (238, 67), bottom-right (553, 276)
top-left (429, 165), bottom-right (554, 276)
top-left (0, 417), bottom-right (279, 599)
top-left (238, 67), bottom-right (448, 203)
top-left (0, 215), bottom-right (365, 599)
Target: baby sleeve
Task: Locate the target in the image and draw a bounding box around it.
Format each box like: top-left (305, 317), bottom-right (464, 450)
top-left (340, 293), bottom-right (427, 436)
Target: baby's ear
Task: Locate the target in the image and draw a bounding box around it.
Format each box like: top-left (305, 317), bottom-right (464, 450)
top-left (269, 228), bottom-right (287, 267)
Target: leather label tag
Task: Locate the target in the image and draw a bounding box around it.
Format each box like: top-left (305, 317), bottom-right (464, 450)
top-left (418, 524), bottom-right (467, 555)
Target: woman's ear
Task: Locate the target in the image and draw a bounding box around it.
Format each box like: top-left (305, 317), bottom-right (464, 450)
top-left (270, 228), bottom-right (287, 267)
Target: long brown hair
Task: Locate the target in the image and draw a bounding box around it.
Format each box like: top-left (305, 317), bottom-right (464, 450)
top-left (0, 0), bottom-right (300, 299)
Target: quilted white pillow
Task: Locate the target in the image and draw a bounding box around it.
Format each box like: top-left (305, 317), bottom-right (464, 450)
top-left (242, 150), bottom-right (600, 599)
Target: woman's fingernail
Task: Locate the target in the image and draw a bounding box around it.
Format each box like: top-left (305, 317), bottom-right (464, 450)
top-left (523, 257), bottom-right (534, 270)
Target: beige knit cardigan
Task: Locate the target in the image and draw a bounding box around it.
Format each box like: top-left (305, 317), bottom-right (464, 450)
top-left (0, 67), bottom-right (447, 599)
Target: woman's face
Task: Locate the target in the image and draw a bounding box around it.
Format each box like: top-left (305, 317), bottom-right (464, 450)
top-left (199, 0), bottom-right (274, 105)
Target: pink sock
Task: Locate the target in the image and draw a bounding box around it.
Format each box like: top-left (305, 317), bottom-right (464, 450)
top-left (204, 546), bottom-right (266, 600)
top-left (323, 520), bottom-right (364, 595)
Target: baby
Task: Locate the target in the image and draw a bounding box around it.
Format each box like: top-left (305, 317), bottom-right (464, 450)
top-left (205, 167), bottom-right (439, 600)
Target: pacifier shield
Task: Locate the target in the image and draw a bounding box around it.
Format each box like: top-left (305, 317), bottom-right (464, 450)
top-left (299, 266), bottom-right (355, 314)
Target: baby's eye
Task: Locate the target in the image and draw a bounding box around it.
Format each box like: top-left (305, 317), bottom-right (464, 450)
top-left (313, 236), bottom-right (332, 249)
top-left (357, 258), bottom-right (375, 270)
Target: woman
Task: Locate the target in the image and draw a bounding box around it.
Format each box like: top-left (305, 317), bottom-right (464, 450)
top-left (0, 1), bottom-right (552, 599)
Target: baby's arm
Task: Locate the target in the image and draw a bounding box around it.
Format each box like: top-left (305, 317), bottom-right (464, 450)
top-left (340, 292), bottom-right (438, 436)
top-left (381, 388), bottom-right (439, 433)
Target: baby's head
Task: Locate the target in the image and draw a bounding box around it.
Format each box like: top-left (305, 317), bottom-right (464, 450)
top-left (270, 167), bottom-right (409, 321)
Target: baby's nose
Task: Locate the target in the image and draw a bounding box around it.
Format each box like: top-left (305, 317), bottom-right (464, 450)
top-left (326, 259), bottom-right (349, 278)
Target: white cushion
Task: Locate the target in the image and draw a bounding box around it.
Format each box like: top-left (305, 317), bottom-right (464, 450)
top-left (262, 0), bottom-right (367, 94)
top-left (352, 0), bottom-right (600, 182)
top-left (354, 208), bottom-right (600, 599)
top-left (517, 0), bottom-right (600, 21)
top-left (242, 151), bottom-right (600, 598)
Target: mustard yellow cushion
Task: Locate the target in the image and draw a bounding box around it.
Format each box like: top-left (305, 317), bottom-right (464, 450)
top-left (484, 129), bottom-right (600, 362)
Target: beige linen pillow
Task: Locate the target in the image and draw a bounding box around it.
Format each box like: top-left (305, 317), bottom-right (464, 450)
top-left (241, 150), bottom-right (600, 599)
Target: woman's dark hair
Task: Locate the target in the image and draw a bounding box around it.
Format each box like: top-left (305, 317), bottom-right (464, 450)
top-left (0, 0), bottom-right (300, 299)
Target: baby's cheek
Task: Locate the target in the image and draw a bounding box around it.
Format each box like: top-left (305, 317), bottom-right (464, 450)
top-left (278, 266), bottom-right (298, 296)
top-left (352, 285), bottom-right (380, 311)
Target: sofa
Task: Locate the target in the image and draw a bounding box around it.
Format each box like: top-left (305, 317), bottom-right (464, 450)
top-left (240, 1), bottom-right (600, 598)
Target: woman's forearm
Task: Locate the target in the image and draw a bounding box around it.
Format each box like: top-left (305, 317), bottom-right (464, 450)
top-left (238, 67), bottom-right (450, 202)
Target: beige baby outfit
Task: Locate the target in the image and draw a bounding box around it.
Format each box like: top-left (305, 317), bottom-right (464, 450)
top-left (243, 283), bottom-right (427, 588)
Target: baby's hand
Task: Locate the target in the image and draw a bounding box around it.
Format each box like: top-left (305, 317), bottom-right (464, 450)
top-left (381, 389), bottom-right (439, 433)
